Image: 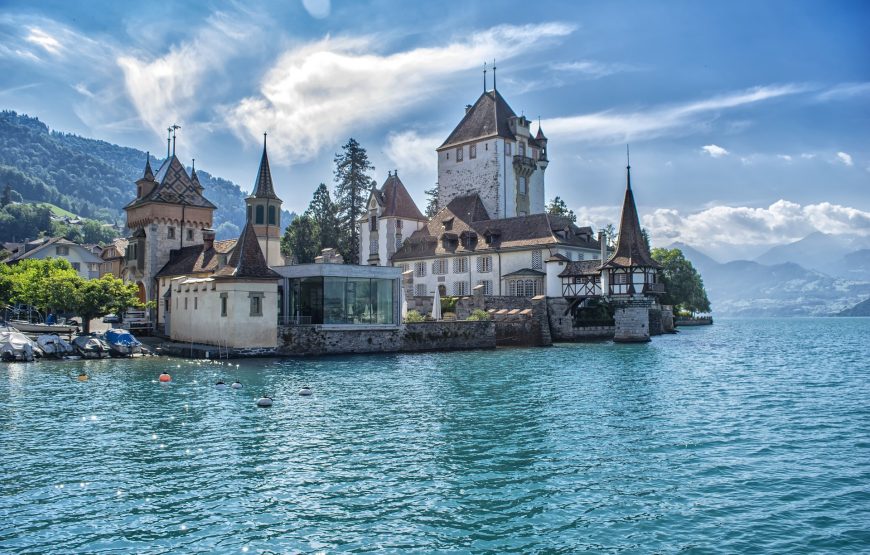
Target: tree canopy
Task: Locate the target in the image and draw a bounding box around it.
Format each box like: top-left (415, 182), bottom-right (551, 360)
top-left (651, 247), bottom-right (711, 314)
top-left (546, 196), bottom-right (577, 223)
top-left (0, 258), bottom-right (143, 332)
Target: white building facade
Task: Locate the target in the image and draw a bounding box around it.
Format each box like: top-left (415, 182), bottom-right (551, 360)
top-left (359, 172), bottom-right (427, 266)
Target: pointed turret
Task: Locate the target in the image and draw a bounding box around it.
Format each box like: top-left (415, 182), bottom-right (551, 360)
top-left (214, 221), bottom-right (279, 279)
top-left (190, 159), bottom-right (203, 194)
top-left (143, 152), bottom-right (154, 181)
top-left (602, 154), bottom-right (660, 271)
top-left (245, 133), bottom-right (284, 266)
top-left (251, 134), bottom-right (279, 200)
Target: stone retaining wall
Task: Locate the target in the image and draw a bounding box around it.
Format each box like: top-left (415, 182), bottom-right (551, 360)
top-left (276, 321), bottom-right (495, 356)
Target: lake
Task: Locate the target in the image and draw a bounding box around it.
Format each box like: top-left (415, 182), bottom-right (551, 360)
top-left (1, 318), bottom-right (868, 553)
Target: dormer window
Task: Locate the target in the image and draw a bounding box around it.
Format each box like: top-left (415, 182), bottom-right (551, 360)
top-left (443, 217), bottom-right (454, 231)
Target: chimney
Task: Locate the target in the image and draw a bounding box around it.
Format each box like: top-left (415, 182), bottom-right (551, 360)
top-left (465, 104), bottom-right (472, 113)
top-left (202, 228), bottom-right (215, 251)
top-left (599, 229), bottom-right (607, 261)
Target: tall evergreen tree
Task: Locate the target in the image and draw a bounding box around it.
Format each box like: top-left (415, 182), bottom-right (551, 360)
top-left (546, 196), bottom-right (577, 223)
top-left (424, 186), bottom-right (439, 218)
top-left (333, 138), bottom-right (374, 264)
top-left (307, 183), bottom-right (340, 250)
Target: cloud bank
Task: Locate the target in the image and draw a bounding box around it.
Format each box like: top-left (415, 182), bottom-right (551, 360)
top-left (225, 22), bottom-right (574, 163)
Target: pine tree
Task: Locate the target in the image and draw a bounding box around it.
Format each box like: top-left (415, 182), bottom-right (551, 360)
top-left (546, 196), bottom-right (576, 223)
top-left (307, 183), bottom-right (340, 251)
top-left (424, 186), bottom-right (439, 218)
top-left (333, 138), bottom-right (374, 264)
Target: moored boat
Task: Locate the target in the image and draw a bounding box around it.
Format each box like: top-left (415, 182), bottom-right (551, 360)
top-left (72, 335), bottom-right (111, 359)
top-left (103, 328), bottom-right (142, 357)
top-left (0, 330), bottom-right (42, 362)
top-left (9, 320), bottom-right (77, 335)
top-left (36, 334), bottom-right (76, 358)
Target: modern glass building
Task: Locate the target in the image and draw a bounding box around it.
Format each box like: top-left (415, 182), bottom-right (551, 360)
top-left (273, 264), bottom-right (402, 327)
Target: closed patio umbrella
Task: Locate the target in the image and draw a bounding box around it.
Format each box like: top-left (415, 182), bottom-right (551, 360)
top-left (432, 286), bottom-right (442, 320)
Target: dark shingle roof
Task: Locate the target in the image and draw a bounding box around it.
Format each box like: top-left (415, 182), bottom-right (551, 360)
top-left (392, 194), bottom-right (602, 260)
top-left (374, 174), bottom-right (426, 221)
top-left (602, 166), bottom-right (661, 270)
top-left (250, 141), bottom-right (279, 200)
top-left (559, 260), bottom-right (603, 278)
top-left (213, 222), bottom-right (279, 279)
top-left (439, 90), bottom-right (517, 148)
top-left (156, 239), bottom-right (237, 277)
top-left (126, 155), bottom-right (217, 209)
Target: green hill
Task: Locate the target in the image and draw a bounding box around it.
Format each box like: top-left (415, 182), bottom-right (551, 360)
top-left (0, 110), bottom-right (293, 240)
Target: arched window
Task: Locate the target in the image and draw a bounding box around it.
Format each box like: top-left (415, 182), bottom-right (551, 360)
top-left (268, 205), bottom-right (276, 225)
top-left (255, 205), bottom-right (264, 224)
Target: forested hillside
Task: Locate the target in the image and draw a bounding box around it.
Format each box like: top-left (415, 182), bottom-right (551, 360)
top-left (0, 111), bottom-right (293, 239)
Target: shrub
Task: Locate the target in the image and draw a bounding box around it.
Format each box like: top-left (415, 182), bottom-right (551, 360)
top-left (405, 310), bottom-right (425, 323)
top-left (440, 296), bottom-right (459, 313)
top-left (466, 309), bottom-right (490, 321)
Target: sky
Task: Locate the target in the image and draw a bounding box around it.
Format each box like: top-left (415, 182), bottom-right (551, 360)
top-left (1, 0), bottom-right (868, 260)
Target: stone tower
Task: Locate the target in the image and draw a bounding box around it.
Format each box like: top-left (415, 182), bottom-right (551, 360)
top-left (436, 88), bottom-right (548, 220)
top-left (123, 152), bottom-right (216, 307)
top-left (245, 135), bottom-right (285, 266)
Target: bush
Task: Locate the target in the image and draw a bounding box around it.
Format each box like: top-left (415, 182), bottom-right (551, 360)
top-left (405, 310), bottom-right (424, 323)
top-left (466, 309), bottom-right (490, 321)
top-left (440, 296), bottom-right (458, 313)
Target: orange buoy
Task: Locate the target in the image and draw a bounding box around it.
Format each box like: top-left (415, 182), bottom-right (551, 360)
top-left (159, 372), bottom-right (171, 383)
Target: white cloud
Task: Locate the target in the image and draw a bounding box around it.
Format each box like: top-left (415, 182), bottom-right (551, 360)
top-left (643, 200), bottom-right (870, 250)
top-left (24, 27), bottom-right (62, 55)
top-left (384, 130), bottom-right (442, 178)
top-left (777, 154), bottom-right (792, 162)
top-left (800, 153), bottom-right (816, 160)
top-left (302, 0), bottom-right (331, 18)
top-left (225, 22), bottom-right (575, 163)
top-left (702, 144), bottom-right (729, 158)
top-left (543, 84), bottom-right (808, 144)
top-left (118, 11), bottom-right (256, 138)
top-left (836, 151), bottom-right (853, 166)
top-left (550, 59), bottom-right (642, 79)
top-left (816, 82), bottom-right (870, 101)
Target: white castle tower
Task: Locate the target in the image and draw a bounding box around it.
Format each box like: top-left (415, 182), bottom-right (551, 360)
top-left (436, 76), bottom-right (548, 220)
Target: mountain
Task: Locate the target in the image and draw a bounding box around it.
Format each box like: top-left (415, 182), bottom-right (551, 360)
top-left (836, 297), bottom-right (870, 317)
top-left (754, 232), bottom-right (870, 277)
top-left (0, 110), bottom-right (293, 239)
top-left (666, 242), bottom-right (870, 317)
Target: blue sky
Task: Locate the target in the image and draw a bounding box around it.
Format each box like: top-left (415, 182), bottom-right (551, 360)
top-left (1, 0), bottom-right (868, 259)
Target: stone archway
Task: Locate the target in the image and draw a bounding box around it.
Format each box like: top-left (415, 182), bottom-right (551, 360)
top-left (136, 281), bottom-right (146, 304)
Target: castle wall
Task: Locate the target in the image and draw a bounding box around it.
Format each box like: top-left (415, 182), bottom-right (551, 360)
top-left (438, 139), bottom-right (504, 219)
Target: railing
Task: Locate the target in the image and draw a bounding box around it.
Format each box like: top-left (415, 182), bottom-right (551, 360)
top-left (512, 155), bottom-right (536, 169)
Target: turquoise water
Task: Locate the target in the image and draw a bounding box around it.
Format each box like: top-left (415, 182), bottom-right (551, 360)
top-left (1, 319), bottom-right (869, 553)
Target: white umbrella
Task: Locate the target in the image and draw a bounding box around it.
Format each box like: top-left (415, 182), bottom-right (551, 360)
top-left (431, 286), bottom-right (442, 321)
top-left (400, 284), bottom-right (408, 320)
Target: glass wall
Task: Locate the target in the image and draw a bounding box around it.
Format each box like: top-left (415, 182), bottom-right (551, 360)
top-left (287, 277), bottom-right (395, 325)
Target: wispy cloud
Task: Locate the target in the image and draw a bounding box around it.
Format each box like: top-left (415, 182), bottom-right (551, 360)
top-left (118, 11), bottom-right (259, 139)
top-left (24, 27), bottom-right (62, 55)
top-left (550, 59), bottom-right (643, 79)
top-left (702, 144), bottom-right (729, 158)
top-left (644, 200), bottom-right (870, 249)
top-left (816, 81), bottom-right (870, 101)
top-left (225, 22), bottom-right (575, 163)
top-left (836, 151), bottom-right (853, 166)
top-left (543, 84), bottom-right (808, 144)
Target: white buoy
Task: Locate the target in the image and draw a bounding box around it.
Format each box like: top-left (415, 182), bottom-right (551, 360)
top-left (231, 381), bottom-right (242, 389)
top-left (256, 396), bottom-right (273, 407)
top-left (298, 386), bottom-right (313, 396)
top-left (215, 381), bottom-right (227, 390)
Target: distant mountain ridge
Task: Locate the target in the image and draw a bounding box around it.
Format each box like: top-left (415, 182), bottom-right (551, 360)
top-left (837, 297), bottom-right (870, 317)
top-left (0, 110), bottom-right (293, 239)
top-left (667, 241), bottom-right (870, 317)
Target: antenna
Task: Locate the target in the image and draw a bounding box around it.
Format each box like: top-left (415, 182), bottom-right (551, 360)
top-left (483, 61), bottom-right (487, 92)
top-left (492, 59), bottom-right (497, 91)
top-left (166, 127), bottom-right (172, 158)
top-left (626, 144), bottom-right (630, 168)
top-left (263, 132), bottom-right (267, 149)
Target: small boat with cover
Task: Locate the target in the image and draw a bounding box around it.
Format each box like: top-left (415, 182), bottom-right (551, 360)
top-left (103, 328), bottom-right (142, 357)
top-left (72, 335), bottom-right (111, 359)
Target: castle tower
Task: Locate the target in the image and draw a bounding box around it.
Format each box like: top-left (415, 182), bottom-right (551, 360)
top-left (601, 152), bottom-right (663, 342)
top-left (123, 151), bottom-right (216, 308)
top-left (436, 87), bottom-right (548, 220)
top-left (245, 134), bottom-right (284, 266)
